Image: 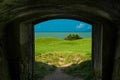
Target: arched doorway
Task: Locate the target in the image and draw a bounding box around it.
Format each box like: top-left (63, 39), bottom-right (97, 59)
top-left (34, 19), bottom-right (92, 80)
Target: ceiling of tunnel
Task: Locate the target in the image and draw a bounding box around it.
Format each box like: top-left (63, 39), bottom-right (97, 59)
top-left (0, 0), bottom-right (120, 24)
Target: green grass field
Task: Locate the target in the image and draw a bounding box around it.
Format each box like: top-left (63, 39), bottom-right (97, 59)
top-left (34, 38), bottom-right (92, 79)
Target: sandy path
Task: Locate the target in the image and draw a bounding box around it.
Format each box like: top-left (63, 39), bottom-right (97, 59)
top-left (37, 68), bottom-right (83, 80)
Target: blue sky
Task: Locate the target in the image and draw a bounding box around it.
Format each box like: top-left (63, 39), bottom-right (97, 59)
top-left (34, 19), bottom-right (92, 32)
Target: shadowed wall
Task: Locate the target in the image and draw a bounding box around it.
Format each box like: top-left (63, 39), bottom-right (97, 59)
top-left (0, 0), bottom-right (120, 80)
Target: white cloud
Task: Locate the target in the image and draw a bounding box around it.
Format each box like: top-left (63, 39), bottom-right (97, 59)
top-left (76, 23), bottom-right (85, 28)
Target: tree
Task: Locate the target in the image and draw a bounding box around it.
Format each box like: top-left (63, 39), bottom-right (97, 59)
top-left (64, 34), bottom-right (82, 40)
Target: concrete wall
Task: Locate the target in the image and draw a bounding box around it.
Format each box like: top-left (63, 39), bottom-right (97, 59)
top-left (0, 23), bottom-right (11, 80)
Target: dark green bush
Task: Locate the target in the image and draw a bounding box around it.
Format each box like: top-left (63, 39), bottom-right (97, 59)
top-left (64, 34), bottom-right (82, 40)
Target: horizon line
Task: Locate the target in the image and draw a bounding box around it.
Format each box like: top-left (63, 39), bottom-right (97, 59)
top-left (35, 31), bottom-right (92, 32)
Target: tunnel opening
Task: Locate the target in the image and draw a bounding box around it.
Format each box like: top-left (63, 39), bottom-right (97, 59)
top-left (1, 0), bottom-right (118, 79)
top-left (33, 19), bottom-right (93, 80)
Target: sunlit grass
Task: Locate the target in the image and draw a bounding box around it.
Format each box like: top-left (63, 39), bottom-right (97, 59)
top-left (35, 38), bottom-right (91, 66)
top-left (34, 38), bottom-right (92, 79)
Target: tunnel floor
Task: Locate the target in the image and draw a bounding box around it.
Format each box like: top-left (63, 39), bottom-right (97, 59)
top-left (36, 67), bottom-right (83, 80)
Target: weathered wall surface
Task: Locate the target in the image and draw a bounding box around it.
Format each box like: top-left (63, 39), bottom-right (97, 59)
top-left (112, 24), bottom-right (120, 80)
top-left (0, 21), bottom-right (11, 80)
top-left (0, 0), bottom-right (120, 80)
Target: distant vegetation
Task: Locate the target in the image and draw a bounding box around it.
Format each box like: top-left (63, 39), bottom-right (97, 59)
top-left (64, 34), bottom-right (82, 40)
top-left (34, 37), bottom-right (92, 80)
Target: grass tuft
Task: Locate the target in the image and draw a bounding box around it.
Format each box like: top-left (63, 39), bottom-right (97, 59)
top-left (62, 60), bottom-right (94, 80)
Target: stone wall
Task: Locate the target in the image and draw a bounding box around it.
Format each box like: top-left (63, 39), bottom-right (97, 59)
top-left (0, 0), bottom-right (120, 80)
